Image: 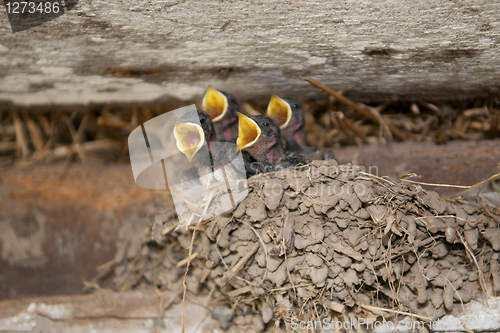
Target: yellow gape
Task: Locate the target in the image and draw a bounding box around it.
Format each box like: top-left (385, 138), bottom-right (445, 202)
top-left (266, 94), bottom-right (291, 129)
top-left (236, 113), bottom-right (261, 150)
top-left (202, 86), bottom-right (228, 122)
top-left (173, 123), bottom-right (205, 162)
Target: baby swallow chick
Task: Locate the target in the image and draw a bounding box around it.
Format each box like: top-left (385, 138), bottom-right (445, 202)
top-left (266, 95), bottom-right (334, 160)
top-left (202, 85), bottom-right (240, 141)
top-left (236, 113), bottom-right (308, 173)
top-left (174, 109), bottom-right (245, 187)
top-left (173, 109), bottom-right (219, 187)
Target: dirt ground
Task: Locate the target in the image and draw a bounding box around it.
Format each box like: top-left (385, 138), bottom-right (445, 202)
top-left (0, 139), bottom-right (498, 302)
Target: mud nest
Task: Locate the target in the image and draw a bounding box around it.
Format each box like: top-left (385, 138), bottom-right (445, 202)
top-left (111, 160), bottom-right (500, 332)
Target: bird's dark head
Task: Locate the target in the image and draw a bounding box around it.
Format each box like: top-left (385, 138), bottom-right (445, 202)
top-left (221, 91), bottom-right (240, 117)
top-left (266, 95), bottom-right (306, 147)
top-left (174, 109), bottom-right (216, 161)
top-left (236, 113), bottom-right (284, 165)
top-left (197, 110), bottom-right (217, 142)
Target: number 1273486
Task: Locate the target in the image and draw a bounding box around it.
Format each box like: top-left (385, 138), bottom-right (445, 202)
top-left (5, 1), bottom-right (60, 14)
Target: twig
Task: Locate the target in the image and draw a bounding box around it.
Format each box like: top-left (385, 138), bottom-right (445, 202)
top-left (97, 115), bottom-right (131, 129)
top-left (73, 113), bottom-right (91, 163)
top-left (36, 114), bottom-right (51, 135)
top-left (161, 221), bottom-right (181, 235)
top-left (401, 172), bottom-right (500, 189)
top-left (384, 117), bottom-right (408, 140)
top-left (452, 308), bottom-right (474, 333)
top-left (13, 111), bottom-right (29, 159)
top-left (327, 301), bottom-right (345, 313)
top-left (217, 243), bottom-right (260, 287)
top-left (239, 220), bottom-right (269, 282)
top-left (96, 258), bottom-right (116, 272)
top-left (456, 230), bottom-right (488, 305)
top-left (359, 171), bottom-right (397, 186)
top-left (333, 112), bottom-right (357, 144)
top-left (22, 113), bottom-right (45, 152)
top-left (334, 313), bottom-right (340, 333)
top-left (242, 103), bottom-right (261, 116)
top-left (416, 215), bottom-right (481, 224)
top-left (360, 304), bottom-right (431, 321)
top-left (176, 251), bottom-right (200, 267)
top-left (302, 77), bottom-right (379, 123)
top-left (303, 76), bottom-right (407, 141)
top-left (269, 283), bottom-right (312, 293)
top-left (337, 112), bottom-right (370, 144)
top-left (227, 285), bottom-right (253, 298)
top-left (283, 212), bottom-right (297, 298)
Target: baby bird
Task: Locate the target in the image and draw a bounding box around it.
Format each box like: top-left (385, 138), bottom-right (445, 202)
top-left (174, 108), bottom-right (245, 187)
top-left (266, 95), bottom-right (334, 160)
top-left (202, 86), bottom-right (240, 141)
top-left (236, 113), bottom-right (308, 173)
top-left (173, 109), bottom-right (217, 187)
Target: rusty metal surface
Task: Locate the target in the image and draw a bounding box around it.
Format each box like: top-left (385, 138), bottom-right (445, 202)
top-left (0, 163), bottom-right (161, 300)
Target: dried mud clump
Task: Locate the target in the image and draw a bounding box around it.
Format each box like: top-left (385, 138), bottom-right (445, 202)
top-left (111, 161), bottom-right (500, 333)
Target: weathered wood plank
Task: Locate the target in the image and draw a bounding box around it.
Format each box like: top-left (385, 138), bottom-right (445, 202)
top-left (0, 290), bottom-right (236, 332)
top-left (0, 0), bottom-right (500, 108)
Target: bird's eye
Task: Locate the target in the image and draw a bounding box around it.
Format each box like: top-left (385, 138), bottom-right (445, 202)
top-left (263, 122), bottom-right (269, 126)
top-left (200, 118), bottom-right (206, 124)
top-left (293, 104), bottom-right (299, 109)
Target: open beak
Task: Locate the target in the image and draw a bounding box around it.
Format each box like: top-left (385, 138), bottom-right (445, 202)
top-left (173, 122), bottom-right (205, 162)
top-left (202, 85), bottom-right (228, 122)
top-left (266, 94), bottom-right (291, 129)
top-left (236, 113), bottom-right (261, 150)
